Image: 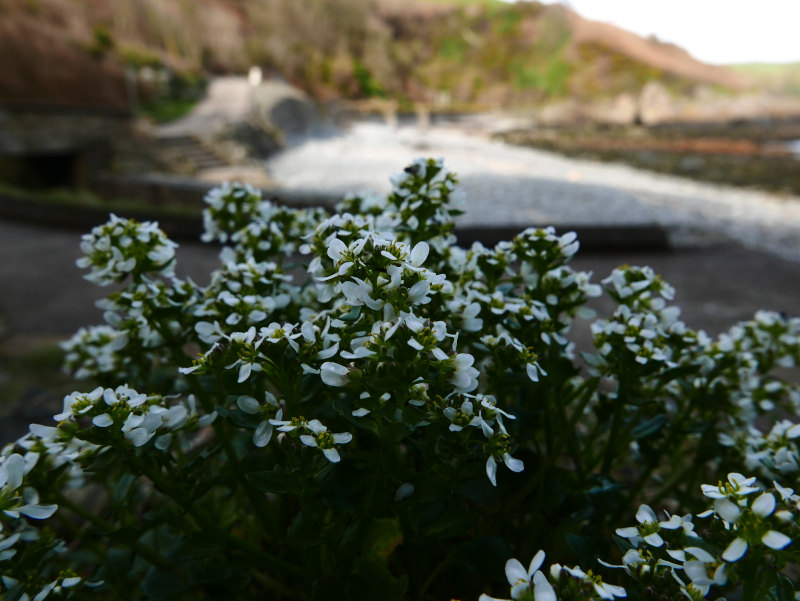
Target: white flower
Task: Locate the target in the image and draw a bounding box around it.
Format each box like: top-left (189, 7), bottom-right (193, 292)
top-left (320, 362), bottom-right (352, 387)
top-left (615, 505), bottom-right (664, 547)
top-left (442, 400), bottom-right (482, 432)
top-left (682, 548), bottom-right (727, 597)
top-left (479, 551), bottom-right (551, 601)
top-left (659, 513), bottom-right (697, 537)
top-left (432, 349), bottom-right (479, 393)
top-left (121, 411), bottom-right (162, 447)
top-left (299, 420), bottom-right (353, 463)
top-left (701, 473), bottom-right (760, 499)
top-left (550, 564), bottom-right (626, 599)
top-left (238, 393), bottom-right (282, 447)
top-left (485, 420), bottom-right (524, 487)
top-left (404, 241), bottom-right (429, 271)
top-left (54, 387), bottom-right (104, 421)
top-left (478, 394), bottom-right (515, 421)
top-left (0, 455), bottom-right (57, 520)
top-left (507, 551), bottom-right (547, 599)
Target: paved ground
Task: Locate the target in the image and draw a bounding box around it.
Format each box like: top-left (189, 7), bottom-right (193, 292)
top-left (266, 121), bottom-right (800, 262)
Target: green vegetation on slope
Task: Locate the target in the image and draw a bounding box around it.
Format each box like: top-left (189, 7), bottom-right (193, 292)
top-left (4, 0), bottom-right (711, 108)
top-left (729, 62), bottom-right (800, 96)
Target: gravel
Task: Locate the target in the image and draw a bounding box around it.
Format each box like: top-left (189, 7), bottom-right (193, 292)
top-left (266, 121), bottom-right (800, 261)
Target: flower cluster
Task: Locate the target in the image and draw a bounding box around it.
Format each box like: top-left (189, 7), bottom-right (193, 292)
top-left (76, 213), bottom-right (177, 286)
top-left (480, 550), bottom-right (626, 601)
top-left (607, 473), bottom-right (797, 599)
top-left (52, 386), bottom-right (217, 450)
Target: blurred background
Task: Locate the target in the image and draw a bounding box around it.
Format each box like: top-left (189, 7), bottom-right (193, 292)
top-left (2, 0), bottom-right (800, 440)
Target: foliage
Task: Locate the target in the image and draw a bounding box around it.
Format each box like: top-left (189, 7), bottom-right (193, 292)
top-left (11, 0), bottom-right (697, 107)
top-left (2, 159), bottom-right (799, 600)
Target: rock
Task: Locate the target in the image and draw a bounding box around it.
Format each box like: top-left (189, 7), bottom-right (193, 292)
top-left (254, 81), bottom-right (318, 136)
top-left (638, 82), bottom-right (677, 125)
top-left (587, 93), bottom-right (637, 125)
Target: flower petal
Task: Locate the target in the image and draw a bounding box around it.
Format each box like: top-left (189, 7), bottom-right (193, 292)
top-left (528, 550), bottom-right (546, 577)
top-left (237, 396), bottom-right (261, 414)
top-left (722, 537), bottom-right (749, 562)
top-left (715, 498), bottom-right (741, 523)
top-left (505, 558), bottom-right (528, 587)
top-left (18, 504), bottom-right (58, 519)
top-left (253, 422), bottom-right (273, 448)
top-left (762, 530), bottom-right (792, 550)
top-left (92, 414), bottom-right (113, 428)
top-left (533, 571), bottom-right (557, 601)
top-left (751, 492), bottom-right (776, 518)
top-left (322, 448), bottom-right (341, 463)
top-left (486, 456), bottom-right (498, 487)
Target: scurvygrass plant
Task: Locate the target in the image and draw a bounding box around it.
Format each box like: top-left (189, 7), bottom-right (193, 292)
top-left (2, 160), bottom-right (799, 600)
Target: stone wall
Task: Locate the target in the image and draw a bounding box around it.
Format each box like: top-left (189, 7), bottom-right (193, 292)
top-left (0, 107), bottom-right (131, 156)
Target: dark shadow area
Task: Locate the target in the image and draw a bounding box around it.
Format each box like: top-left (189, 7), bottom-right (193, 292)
top-left (0, 152), bottom-right (81, 189)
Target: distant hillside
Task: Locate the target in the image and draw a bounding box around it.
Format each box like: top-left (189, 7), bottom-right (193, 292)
top-left (0, 0), bottom-right (744, 110)
top-left (729, 62), bottom-right (800, 97)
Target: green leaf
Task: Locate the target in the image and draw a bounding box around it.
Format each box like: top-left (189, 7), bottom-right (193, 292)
top-left (565, 533), bottom-right (592, 569)
top-left (340, 305), bottom-right (362, 321)
top-left (169, 534), bottom-right (221, 562)
top-left (364, 377), bottom-right (406, 393)
top-left (350, 518), bottom-right (408, 601)
top-left (683, 420), bottom-right (714, 434)
top-left (401, 405), bottom-right (427, 429)
top-left (113, 473), bottom-right (137, 505)
top-left (626, 397), bottom-right (656, 407)
top-left (300, 373), bottom-right (325, 403)
top-left (188, 475), bottom-right (220, 503)
top-left (103, 526), bottom-right (147, 547)
top-left (215, 404), bottom-right (262, 430)
top-left (105, 548), bottom-right (134, 583)
top-left (398, 474), bottom-right (451, 506)
top-left (247, 465), bottom-right (304, 496)
top-left (632, 414), bottom-right (667, 439)
top-left (350, 556), bottom-right (408, 601)
top-left (141, 566), bottom-right (189, 599)
top-left (82, 450), bottom-right (119, 472)
top-left (285, 512), bottom-right (350, 546)
top-left (421, 510), bottom-right (477, 538)
top-left (775, 574), bottom-right (796, 601)
top-left (612, 534), bottom-right (636, 553)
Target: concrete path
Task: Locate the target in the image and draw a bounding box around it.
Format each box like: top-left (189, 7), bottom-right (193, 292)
top-left (266, 121), bottom-right (800, 262)
top-left (156, 76), bottom-right (254, 138)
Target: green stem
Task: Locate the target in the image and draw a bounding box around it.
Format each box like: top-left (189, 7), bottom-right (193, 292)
top-left (419, 554), bottom-right (454, 598)
top-left (55, 512), bottom-right (105, 561)
top-left (502, 379), bottom-right (597, 515)
top-left (601, 379), bottom-right (626, 475)
top-left (619, 407), bottom-right (693, 509)
top-left (741, 558), bottom-right (760, 601)
top-left (52, 492), bottom-right (187, 579)
top-left (210, 377), bottom-right (276, 539)
top-left (124, 451), bottom-right (303, 578)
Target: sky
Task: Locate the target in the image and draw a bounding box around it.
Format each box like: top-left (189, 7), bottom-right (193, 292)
top-left (505, 0), bottom-right (800, 65)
